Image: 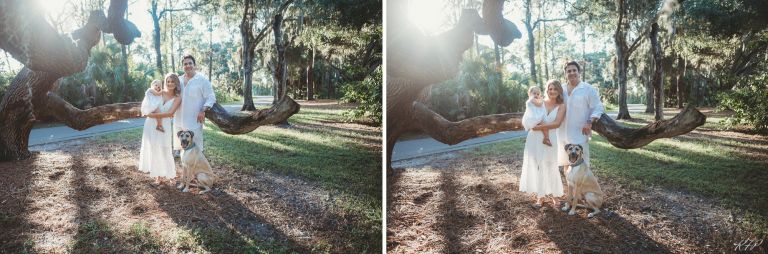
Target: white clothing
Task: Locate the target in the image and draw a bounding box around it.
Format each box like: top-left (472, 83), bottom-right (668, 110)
top-left (140, 88), bottom-right (162, 116)
top-left (556, 81), bottom-right (603, 165)
top-left (173, 73), bottom-right (215, 150)
top-left (522, 99), bottom-right (545, 131)
top-left (139, 97), bottom-right (177, 179)
top-left (519, 104), bottom-right (564, 198)
top-left (174, 73), bottom-right (216, 130)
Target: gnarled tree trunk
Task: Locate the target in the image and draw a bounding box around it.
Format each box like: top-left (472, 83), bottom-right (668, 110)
top-left (650, 23), bottom-right (664, 120)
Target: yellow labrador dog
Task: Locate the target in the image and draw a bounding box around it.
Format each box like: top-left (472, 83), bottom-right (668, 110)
top-left (177, 130), bottom-right (215, 194)
top-left (562, 144), bottom-right (604, 218)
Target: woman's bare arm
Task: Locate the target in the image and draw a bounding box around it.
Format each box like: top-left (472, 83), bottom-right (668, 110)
top-left (533, 104), bottom-right (567, 131)
top-left (147, 96), bottom-right (182, 119)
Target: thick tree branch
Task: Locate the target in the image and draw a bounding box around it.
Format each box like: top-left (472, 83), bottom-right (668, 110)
top-left (207, 97), bottom-right (301, 135)
top-left (412, 102), bottom-right (524, 145)
top-left (592, 105), bottom-right (706, 149)
top-left (43, 91), bottom-right (301, 135)
top-left (44, 92), bottom-right (142, 131)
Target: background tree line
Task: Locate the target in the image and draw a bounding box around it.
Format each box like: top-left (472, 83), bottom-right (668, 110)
top-left (0, 0), bottom-right (382, 124)
top-left (424, 0), bottom-right (767, 132)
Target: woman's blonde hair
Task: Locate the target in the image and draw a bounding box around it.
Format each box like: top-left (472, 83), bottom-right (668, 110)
top-left (546, 79), bottom-right (564, 104)
top-left (163, 73), bottom-right (181, 96)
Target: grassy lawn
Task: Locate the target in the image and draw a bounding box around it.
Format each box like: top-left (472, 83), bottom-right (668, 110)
top-left (96, 104), bottom-right (382, 252)
top-left (465, 111), bottom-right (768, 236)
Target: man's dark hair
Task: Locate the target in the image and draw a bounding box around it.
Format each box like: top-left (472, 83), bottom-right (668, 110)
top-left (182, 54), bottom-right (196, 65)
top-left (564, 61), bottom-right (581, 73)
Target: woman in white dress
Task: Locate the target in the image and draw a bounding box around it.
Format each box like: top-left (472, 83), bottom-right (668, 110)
top-left (519, 80), bottom-right (567, 207)
top-left (139, 73), bottom-right (182, 186)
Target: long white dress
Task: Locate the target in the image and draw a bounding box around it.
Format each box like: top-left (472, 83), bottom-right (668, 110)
top-left (138, 96), bottom-right (176, 179)
top-left (519, 102), bottom-right (564, 198)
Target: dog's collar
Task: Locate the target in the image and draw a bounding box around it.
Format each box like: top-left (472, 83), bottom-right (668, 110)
top-left (569, 158), bottom-right (584, 167)
top-left (182, 143), bottom-right (196, 151)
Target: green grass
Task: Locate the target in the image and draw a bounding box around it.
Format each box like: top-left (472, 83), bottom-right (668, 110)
top-left (466, 113), bottom-right (768, 235)
top-left (98, 106), bottom-right (382, 252)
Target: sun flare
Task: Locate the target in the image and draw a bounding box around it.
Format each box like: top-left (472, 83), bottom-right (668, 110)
top-left (406, 0), bottom-right (451, 35)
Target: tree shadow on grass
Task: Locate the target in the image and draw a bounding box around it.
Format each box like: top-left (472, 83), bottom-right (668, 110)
top-left (68, 151), bottom-right (164, 253)
top-left (150, 188), bottom-right (309, 253)
top-left (437, 170), bottom-right (478, 253)
top-left (0, 154), bottom-right (39, 252)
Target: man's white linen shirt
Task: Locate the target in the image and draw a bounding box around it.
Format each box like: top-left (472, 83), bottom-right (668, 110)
top-left (557, 81), bottom-right (604, 145)
top-left (174, 73), bottom-right (216, 130)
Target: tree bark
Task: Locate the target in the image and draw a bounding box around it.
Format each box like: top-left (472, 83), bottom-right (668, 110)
top-left (0, 69), bottom-right (57, 160)
top-left (208, 14), bottom-right (213, 80)
top-left (240, 0), bottom-right (256, 111)
top-left (650, 23), bottom-right (664, 120)
top-left (273, 14), bottom-right (287, 103)
top-left (307, 46), bottom-right (315, 101)
top-left (150, 0), bottom-right (164, 74)
top-left (592, 105), bottom-right (705, 149)
top-left (676, 55), bottom-right (685, 108)
top-left (207, 97), bottom-right (300, 134)
top-left (644, 58), bottom-right (654, 113)
top-left (524, 0), bottom-right (537, 84)
top-left (614, 0), bottom-right (637, 120)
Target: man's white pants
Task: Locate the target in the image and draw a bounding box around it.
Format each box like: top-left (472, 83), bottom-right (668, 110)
top-left (173, 125), bottom-right (204, 151)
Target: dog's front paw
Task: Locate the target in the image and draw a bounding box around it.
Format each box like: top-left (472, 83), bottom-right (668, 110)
top-left (568, 210), bottom-right (576, 216)
top-left (182, 187), bottom-right (189, 193)
top-left (561, 204), bottom-right (570, 212)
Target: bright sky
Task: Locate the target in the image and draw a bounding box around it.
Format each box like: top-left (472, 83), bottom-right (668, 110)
top-left (405, 0), bottom-right (611, 73)
top-left (18, 0), bottom-right (233, 68)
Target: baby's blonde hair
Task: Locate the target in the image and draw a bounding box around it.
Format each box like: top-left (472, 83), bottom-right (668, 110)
top-left (150, 79), bottom-right (161, 87)
top-left (528, 86), bottom-right (541, 95)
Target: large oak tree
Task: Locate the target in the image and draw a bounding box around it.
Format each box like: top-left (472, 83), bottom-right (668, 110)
top-left (0, 0), bottom-right (299, 161)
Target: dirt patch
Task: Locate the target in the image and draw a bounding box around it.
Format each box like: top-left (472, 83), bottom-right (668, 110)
top-left (0, 134), bottom-right (374, 252)
top-left (387, 151), bottom-right (763, 253)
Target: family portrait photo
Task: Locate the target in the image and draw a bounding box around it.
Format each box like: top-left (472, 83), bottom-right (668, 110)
top-left (0, 0), bottom-right (381, 252)
top-left (1, 0), bottom-right (767, 253)
top-left (386, 0), bottom-right (766, 253)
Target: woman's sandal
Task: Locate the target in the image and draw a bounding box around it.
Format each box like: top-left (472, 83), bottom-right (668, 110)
top-left (155, 125), bottom-right (165, 132)
top-left (542, 138), bottom-right (552, 147)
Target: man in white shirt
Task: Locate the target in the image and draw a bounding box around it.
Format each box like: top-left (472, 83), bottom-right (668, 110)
top-left (556, 61), bottom-right (604, 167)
top-left (173, 55), bottom-right (216, 155)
